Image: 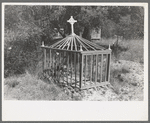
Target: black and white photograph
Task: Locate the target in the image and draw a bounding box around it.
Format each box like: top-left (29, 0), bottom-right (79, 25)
top-left (2, 2), bottom-right (148, 121)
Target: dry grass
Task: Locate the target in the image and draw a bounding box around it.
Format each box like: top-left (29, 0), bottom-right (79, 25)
top-left (94, 38), bottom-right (144, 63)
top-left (4, 71), bottom-right (70, 100)
top-left (87, 38), bottom-right (144, 101)
top-left (82, 60), bottom-right (144, 101)
top-left (119, 39), bottom-right (143, 63)
top-left (4, 38), bottom-right (144, 101)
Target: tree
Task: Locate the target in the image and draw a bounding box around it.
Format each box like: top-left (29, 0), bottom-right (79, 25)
top-left (107, 6), bottom-right (144, 39)
top-left (4, 5), bottom-right (144, 77)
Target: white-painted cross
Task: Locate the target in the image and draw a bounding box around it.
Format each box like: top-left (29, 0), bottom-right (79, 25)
top-left (67, 16), bottom-right (77, 35)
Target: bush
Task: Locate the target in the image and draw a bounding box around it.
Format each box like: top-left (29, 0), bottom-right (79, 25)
top-left (4, 23), bottom-right (43, 77)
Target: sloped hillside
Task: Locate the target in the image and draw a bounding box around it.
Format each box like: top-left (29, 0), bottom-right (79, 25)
top-left (4, 59), bottom-right (144, 101)
top-left (81, 60), bottom-right (144, 101)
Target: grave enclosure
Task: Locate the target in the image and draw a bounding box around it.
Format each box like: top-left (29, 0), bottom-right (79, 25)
top-left (41, 16), bottom-right (111, 91)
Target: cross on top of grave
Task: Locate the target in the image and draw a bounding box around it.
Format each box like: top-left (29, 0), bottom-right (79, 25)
top-left (67, 16), bottom-right (77, 35)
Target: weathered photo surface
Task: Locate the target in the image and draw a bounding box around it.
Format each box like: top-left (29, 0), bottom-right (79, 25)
top-left (2, 2), bottom-right (148, 121)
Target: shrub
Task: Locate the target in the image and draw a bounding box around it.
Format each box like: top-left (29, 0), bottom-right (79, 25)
top-left (4, 25), bottom-right (43, 78)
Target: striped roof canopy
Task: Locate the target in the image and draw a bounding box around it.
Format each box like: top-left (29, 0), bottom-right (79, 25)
top-left (49, 16), bottom-right (105, 51)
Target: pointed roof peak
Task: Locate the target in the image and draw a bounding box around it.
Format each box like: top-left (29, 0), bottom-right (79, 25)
top-left (50, 16), bottom-right (105, 51)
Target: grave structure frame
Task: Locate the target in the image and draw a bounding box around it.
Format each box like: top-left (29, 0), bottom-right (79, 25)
top-left (41, 16), bottom-right (111, 91)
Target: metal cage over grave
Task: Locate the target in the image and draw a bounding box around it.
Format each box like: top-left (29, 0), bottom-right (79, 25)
top-left (41, 16), bottom-right (111, 90)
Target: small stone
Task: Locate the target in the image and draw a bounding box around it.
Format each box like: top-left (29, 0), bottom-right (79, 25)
top-left (131, 83), bottom-right (137, 86)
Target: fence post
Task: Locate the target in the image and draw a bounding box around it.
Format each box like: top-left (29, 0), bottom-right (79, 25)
top-left (79, 53), bottom-right (83, 89)
top-left (107, 53), bottom-right (111, 82)
top-left (100, 54), bottom-right (103, 82)
top-left (43, 48), bottom-right (46, 71)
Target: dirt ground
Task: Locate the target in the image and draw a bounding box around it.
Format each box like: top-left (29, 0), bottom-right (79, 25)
top-left (4, 59), bottom-right (144, 101)
top-left (80, 60), bottom-right (144, 101)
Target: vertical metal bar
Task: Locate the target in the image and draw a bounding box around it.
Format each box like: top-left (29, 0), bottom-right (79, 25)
top-left (49, 49), bottom-right (51, 69)
top-left (74, 52), bottom-right (77, 87)
top-left (92, 55), bottom-right (94, 82)
top-left (55, 50), bottom-right (57, 79)
top-left (109, 53), bottom-right (111, 82)
top-left (68, 52), bottom-right (70, 84)
top-left (55, 50), bottom-right (57, 80)
top-left (84, 55), bottom-right (87, 85)
top-left (79, 54), bottom-right (83, 89)
top-left (54, 50), bottom-right (56, 80)
top-left (47, 49), bottom-right (50, 78)
top-left (53, 50), bottom-right (55, 79)
top-left (107, 54), bottom-right (111, 82)
top-left (48, 49), bottom-right (49, 68)
top-left (70, 52), bottom-right (72, 85)
top-left (60, 51), bottom-right (62, 82)
top-left (87, 55), bottom-right (88, 83)
top-left (97, 54), bottom-right (100, 82)
top-left (52, 50), bottom-right (54, 79)
top-left (78, 53), bottom-right (80, 87)
top-left (65, 51), bottom-right (67, 84)
top-left (100, 54), bottom-right (103, 82)
top-left (56, 50), bottom-right (59, 81)
top-left (42, 48), bottom-right (44, 71)
top-left (51, 50), bottom-right (53, 77)
top-left (44, 48), bottom-right (46, 70)
top-left (67, 51), bottom-right (69, 85)
top-left (57, 51), bottom-right (60, 82)
top-left (62, 51), bottom-right (64, 84)
top-left (95, 54), bottom-right (98, 84)
top-left (105, 54), bottom-right (108, 82)
top-left (90, 55), bottom-right (93, 85)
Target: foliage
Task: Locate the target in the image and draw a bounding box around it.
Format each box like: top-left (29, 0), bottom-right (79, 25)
top-left (4, 5), bottom-right (144, 77)
top-left (95, 38), bottom-right (143, 63)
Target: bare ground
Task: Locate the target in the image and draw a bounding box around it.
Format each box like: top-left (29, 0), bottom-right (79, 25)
top-left (81, 60), bottom-right (144, 101)
top-left (4, 60), bottom-right (144, 101)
